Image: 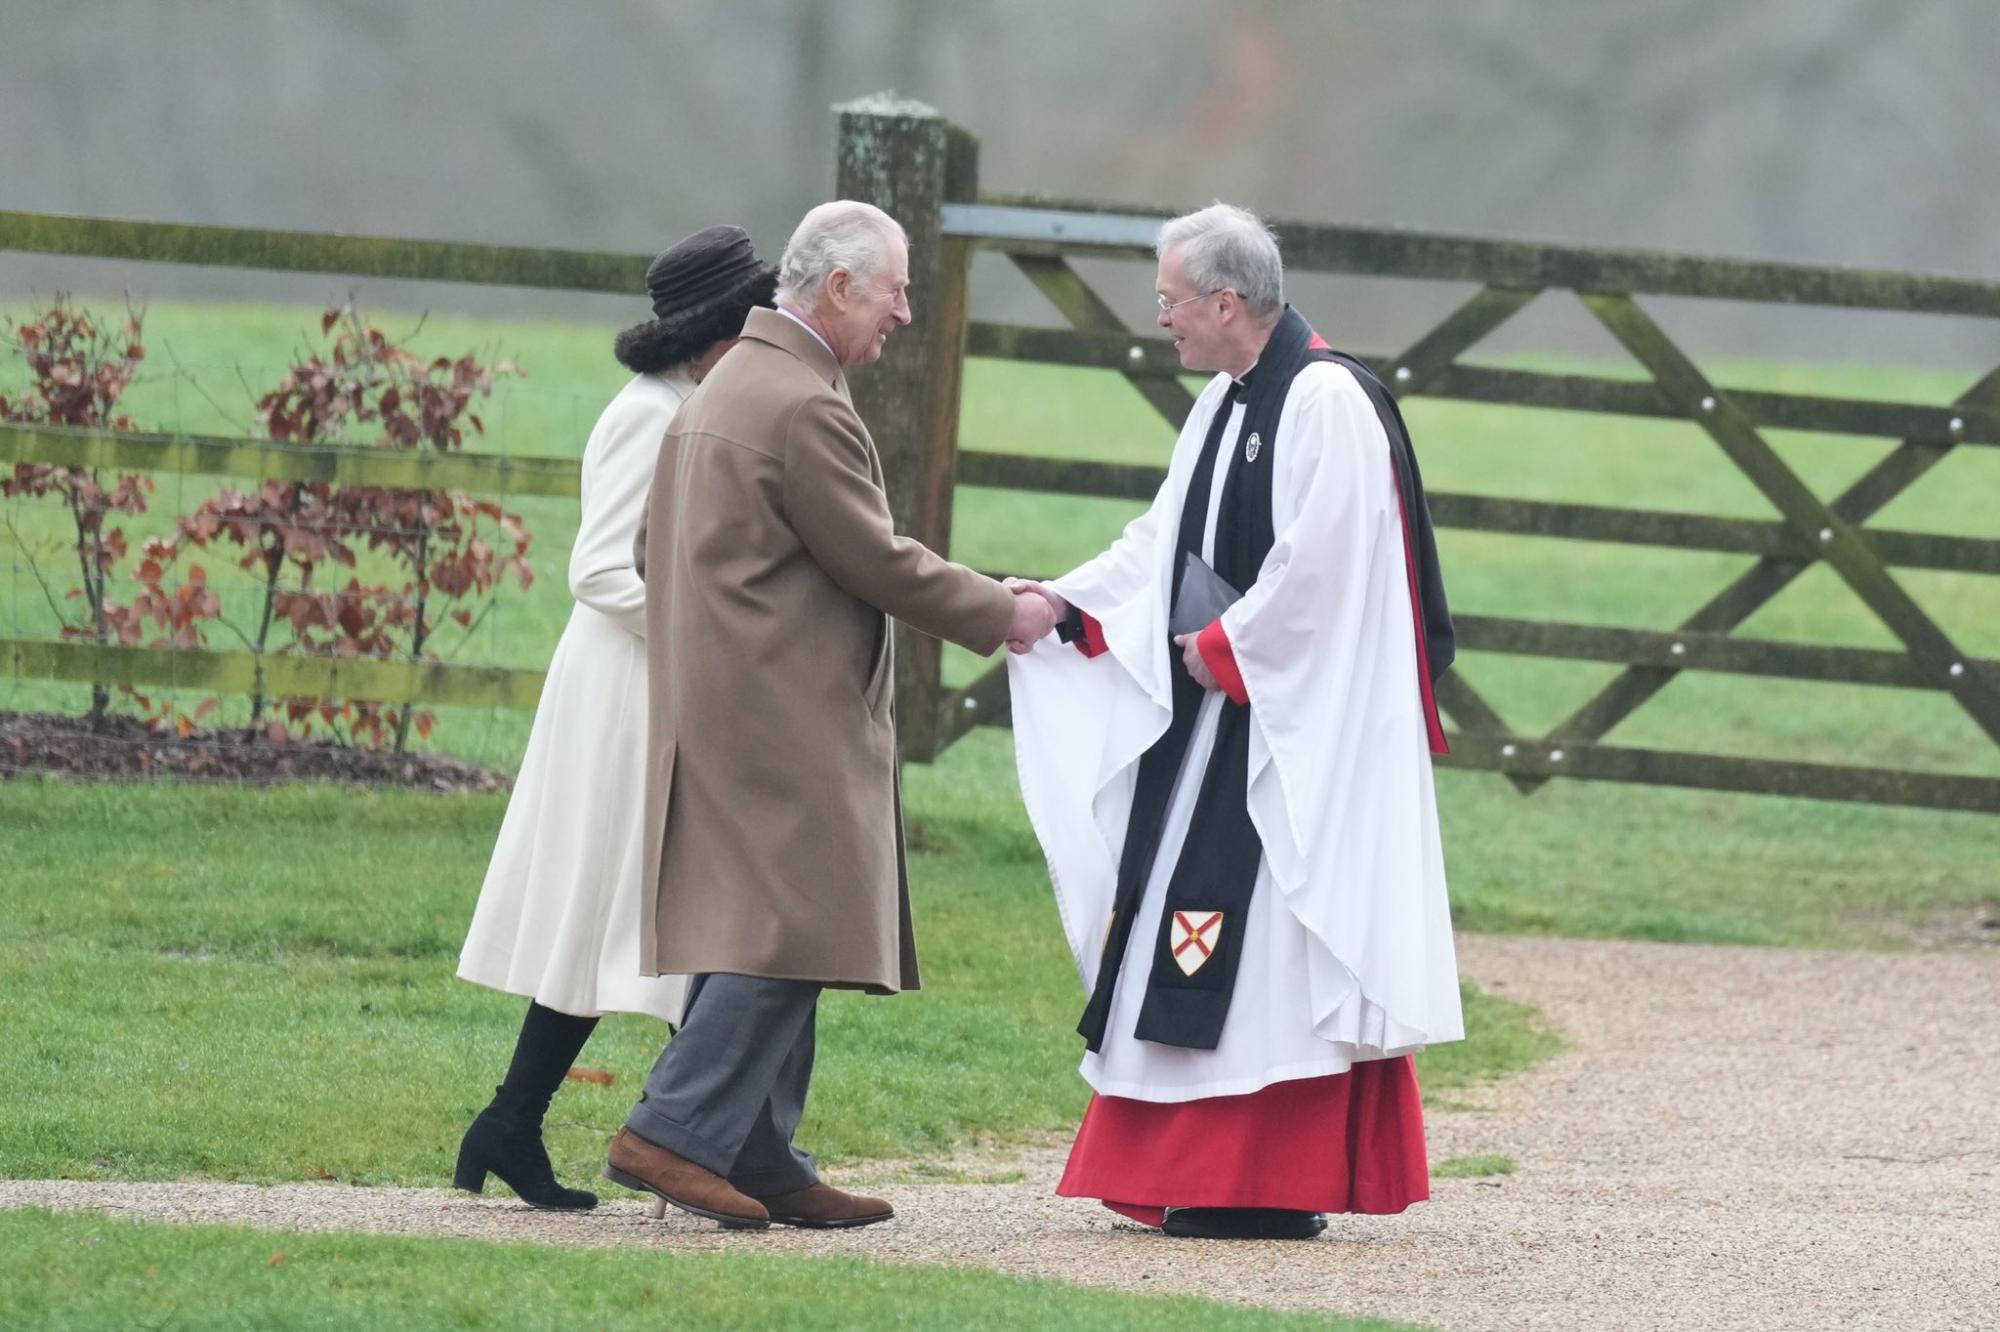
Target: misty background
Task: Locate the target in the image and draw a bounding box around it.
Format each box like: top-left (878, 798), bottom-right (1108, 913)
top-left (4, 0), bottom-right (1997, 365)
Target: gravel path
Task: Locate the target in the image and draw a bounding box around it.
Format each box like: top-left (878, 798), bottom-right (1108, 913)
top-left (7, 933), bottom-right (1998, 1331)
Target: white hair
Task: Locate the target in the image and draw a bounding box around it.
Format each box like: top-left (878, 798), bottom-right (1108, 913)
top-left (1157, 203), bottom-right (1284, 319)
top-left (775, 201), bottom-right (907, 310)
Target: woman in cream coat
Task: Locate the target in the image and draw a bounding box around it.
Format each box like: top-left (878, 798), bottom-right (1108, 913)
top-left (454, 226), bottom-right (777, 1211)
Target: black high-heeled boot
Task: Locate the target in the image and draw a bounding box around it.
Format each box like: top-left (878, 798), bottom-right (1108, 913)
top-left (454, 1084), bottom-right (598, 1210)
top-left (453, 1001), bottom-right (601, 1211)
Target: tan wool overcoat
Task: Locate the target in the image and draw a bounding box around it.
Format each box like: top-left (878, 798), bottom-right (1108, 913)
top-left (632, 308), bottom-right (1015, 993)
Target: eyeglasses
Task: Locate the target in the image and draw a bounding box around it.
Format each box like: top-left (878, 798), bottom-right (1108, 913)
top-left (1156, 288), bottom-right (1224, 316)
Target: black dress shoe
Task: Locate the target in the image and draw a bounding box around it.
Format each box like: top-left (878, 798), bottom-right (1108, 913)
top-left (453, 1086), bottom-right (598, 1211)
top-left (1162, 1207), bottom-right (1327, 1240)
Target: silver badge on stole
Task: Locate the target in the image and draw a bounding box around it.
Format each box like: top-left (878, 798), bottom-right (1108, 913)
top-left (1244, 431), bottom-right (1262, 462)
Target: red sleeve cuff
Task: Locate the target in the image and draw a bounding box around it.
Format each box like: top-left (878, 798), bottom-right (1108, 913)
top-left (1196, 618), bottom-right (1248, 705)
top-left (1075, 610), bottom-right (1109, 659)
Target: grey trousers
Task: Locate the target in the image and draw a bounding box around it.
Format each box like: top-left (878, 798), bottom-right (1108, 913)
top-left (623, 973), bottom-right (821, 1197)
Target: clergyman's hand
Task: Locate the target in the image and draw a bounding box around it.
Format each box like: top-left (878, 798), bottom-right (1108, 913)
top-left (1006, 583), bottom-right (1058, 654)
top-left (1174, 632), bottom-right (1219, 690)
top-left (1002, 577), bottom-right (1070, 622)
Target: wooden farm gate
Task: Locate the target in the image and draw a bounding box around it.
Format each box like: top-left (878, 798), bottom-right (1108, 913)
top-left (837, 106), bottom-right (2000, 814)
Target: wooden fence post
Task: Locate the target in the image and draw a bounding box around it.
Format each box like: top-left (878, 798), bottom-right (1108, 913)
top-left (834, 95), bottom-right (979, 763)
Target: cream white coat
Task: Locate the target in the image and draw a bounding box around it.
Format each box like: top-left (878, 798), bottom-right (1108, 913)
top-left (457, 372), bottom-right (693, 1023)
top-left (1008, 363), bottom-right (1462, 1102)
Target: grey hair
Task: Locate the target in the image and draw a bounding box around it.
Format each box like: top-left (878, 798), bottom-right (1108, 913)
top-left (1157, 203), bottom-right (1284, 319)
top-left (775, 201), bottom-right (907, 310)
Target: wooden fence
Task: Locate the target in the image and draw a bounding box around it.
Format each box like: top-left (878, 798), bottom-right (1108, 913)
top-left (4, 97), bottom-right (1999, 812)
top-left (837, 107), bottom-right (2000, 814)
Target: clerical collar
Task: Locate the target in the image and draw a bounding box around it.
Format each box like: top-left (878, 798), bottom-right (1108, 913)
top-left (1233, 309), bottom-right (1301, 389)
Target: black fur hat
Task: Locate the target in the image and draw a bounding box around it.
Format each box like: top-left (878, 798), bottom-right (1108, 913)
top-left (614, 225), bottom-right (777, 374)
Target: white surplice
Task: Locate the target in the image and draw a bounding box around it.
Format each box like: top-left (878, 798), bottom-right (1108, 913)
top-left (1008, 361), bottom-right (1462, 1103)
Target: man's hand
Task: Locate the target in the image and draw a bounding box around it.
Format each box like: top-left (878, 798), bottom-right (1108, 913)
top-left (1174, 632), bottom-right (1219, 690)
top-left (1006, 584), bottom-right (1058, 654)
top-left (1002, 577), bottom-right (1069, 622)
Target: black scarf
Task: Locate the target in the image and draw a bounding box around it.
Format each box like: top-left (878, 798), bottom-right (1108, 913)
top-left (1075, 306), bottom-right (1452, 1053)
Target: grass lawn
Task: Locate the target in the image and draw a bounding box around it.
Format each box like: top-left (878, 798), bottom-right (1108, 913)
top-left (0, 769), bottom-right (1548, 1187)
top-left (0, 1209), bottom-right (1417, 1332)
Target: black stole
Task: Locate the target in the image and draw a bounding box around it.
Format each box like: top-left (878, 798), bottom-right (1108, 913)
top-left (1075, 306), bottom-right (1453, 1054)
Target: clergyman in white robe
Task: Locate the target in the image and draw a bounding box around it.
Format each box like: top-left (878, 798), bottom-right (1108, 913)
top-left (1008, 270), bottom-right (1462, 1233)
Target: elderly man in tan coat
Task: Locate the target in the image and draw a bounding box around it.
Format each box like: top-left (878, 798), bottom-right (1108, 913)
top-left (604, 201), bottom-right (1055, 1230)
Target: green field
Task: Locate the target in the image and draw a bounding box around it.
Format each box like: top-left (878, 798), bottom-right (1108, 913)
top-left (4, 296), bottom-right (1996, 1328)
top-left (8, 299), bottom-right (2000, 780)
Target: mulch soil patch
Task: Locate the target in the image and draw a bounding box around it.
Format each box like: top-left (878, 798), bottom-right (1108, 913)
top-left (0, 711), bottom-right (511, 792)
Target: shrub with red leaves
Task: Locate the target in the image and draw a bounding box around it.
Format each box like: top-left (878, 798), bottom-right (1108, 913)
top-left (180, 303), bottom-right (533, 750)
top-left (0, 296), bottom-right (218, 728)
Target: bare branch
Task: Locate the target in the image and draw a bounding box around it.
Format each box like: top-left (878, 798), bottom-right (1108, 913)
top-left (4, 510), bottom-right (72, 628)
top-left (162, 340), bottom-right (255, 435)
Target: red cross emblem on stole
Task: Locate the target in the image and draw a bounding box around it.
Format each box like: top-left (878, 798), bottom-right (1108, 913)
top-left (1169, 910), bottom-right (1224, 977)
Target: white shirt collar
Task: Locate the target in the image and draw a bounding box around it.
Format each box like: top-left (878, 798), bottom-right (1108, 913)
top-left (776, 305), bottom-right (836, 361)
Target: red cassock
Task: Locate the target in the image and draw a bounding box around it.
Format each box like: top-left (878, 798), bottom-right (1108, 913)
top-left (1059, 610), bottom-right (1435, 1221)
top-left (1058, 1058), bottom-right (1431, 1224)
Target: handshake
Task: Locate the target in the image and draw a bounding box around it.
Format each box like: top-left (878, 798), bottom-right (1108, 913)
top-left (998, 575), bottom-right (1222, 689)
top-left (1003, 578), bottom-right (1069, 655)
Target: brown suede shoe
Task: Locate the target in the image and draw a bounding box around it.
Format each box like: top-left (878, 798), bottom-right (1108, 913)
top-left (604, 1128), bottom-right (770, 1230)
top-left (755, 1182), bottom-right (895, 1229)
